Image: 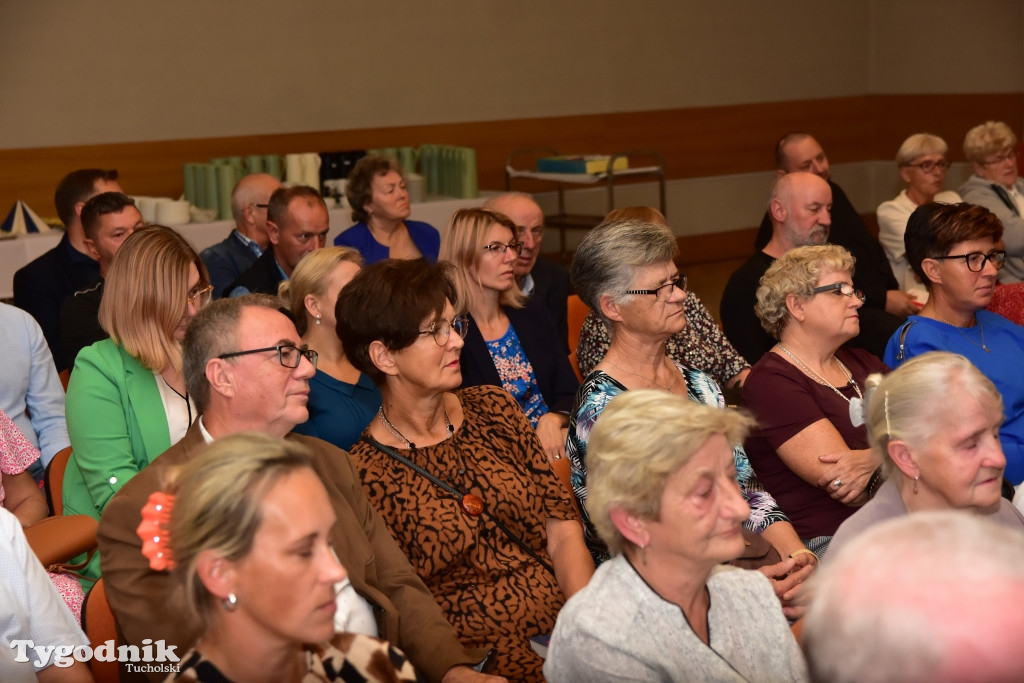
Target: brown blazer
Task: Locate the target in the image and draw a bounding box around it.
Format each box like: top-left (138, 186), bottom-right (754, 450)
top-left (97, 423), bottom-right (483, 682)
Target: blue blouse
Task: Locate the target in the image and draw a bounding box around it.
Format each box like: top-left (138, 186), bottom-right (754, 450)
top-left (484, 324), bottom-right (549, 428)
top-left (292, 370), bottom-right (382, 450)
top-left (332, 220), bottom-right (440, 265)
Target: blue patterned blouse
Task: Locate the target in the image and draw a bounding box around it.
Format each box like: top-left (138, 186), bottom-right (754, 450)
top-left (485, 324), bottom-right (549, 428)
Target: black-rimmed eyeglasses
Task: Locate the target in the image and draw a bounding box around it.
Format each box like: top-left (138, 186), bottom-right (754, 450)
top-left (905, 159), bottom-right (950, 173)
top-left (625, 275), bottom-right (688, 302)
top-left (418, 315), bottom-right (470, 346)
top-left (812, 282), bottom-right (866, 302)
top-left (482, 240), bottom-right (524, 256)
top-left (217, 344), bottom-right (318, 369)
top-left (931, 250), bottom-right (1006, 272)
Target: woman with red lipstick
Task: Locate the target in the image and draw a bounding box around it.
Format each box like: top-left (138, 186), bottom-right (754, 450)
top-left (336, 258), bottom-right (593, 682)
top-left (157, 433), bottom-right (417, 683)
top-left (828, 352), bottom-right (1024, 557)
top-left (440, 208), bottom-right (579, 464)
top-left (884, 202), bottom-right (1024, 488)
top-left (744, 245), bottom-right (888, 557)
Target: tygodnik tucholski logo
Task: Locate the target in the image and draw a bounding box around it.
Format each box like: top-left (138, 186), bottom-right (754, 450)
top-left (10, 638), bottom-right (180, 674)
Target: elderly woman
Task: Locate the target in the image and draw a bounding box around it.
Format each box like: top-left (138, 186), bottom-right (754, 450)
top-left (877, 133), bottom-right (963, 300)
top-left (440, 208), bottom-right (578, 462)
top-left (959, 121), bottom-right (1024, 283)
top-left (336, 258), bottom-right (593, 682)
top-left (334, 155), bottom-right (440, 263)
top-left (64, 225), bottom-right (211, 581)
top-left (279, 247), bottom-right (381, 450)
top-left (883, 202), bottom-right (1024, 486)
top-left (569, 219), bottom-right (816, 602)
top-left (575, 206), bottom-right (750, 386)
top-left (827, 352), bottom-right (1024, 558)
top-left (743, 244), bottom-right (888, 556)
top-left (144, 432), bottom-right (416, 682)
top-left (545, 391), bottom-right (807, 682)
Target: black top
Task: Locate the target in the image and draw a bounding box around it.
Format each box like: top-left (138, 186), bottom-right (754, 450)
top-left (529, 256), bottom-right (570, 353)
top-left (59, 278), bottom-right (107, 367)
top-left (720, 250), bottom-right (777, 365)
top-left (226, 247), bottom-right (285, 297)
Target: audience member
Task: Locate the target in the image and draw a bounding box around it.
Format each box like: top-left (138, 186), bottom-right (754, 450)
top-left (337, 259), bottom-right (593, 682)
top-left (959, 120), bottom-right (1024, 283)
top-left (545, 391), bottom-right (807, 683)
top-left (804, 512), bottom-right (1024, 683)
top-left (576, 206), bottom-right (750, 386)
top-left (142, 433), bottom-right (417, 682)
top-left (58, 192), bottom-right (144, 366)
top-left (279, 247), bottom-right (381, 450)
top-left (0, 302), bottom-right (69, 482)
top-left (744, 245), bottom-right (887, 556)
top-left (567, 218), bottom-right (815, 613)
top-left (335, 155), bottom-right (440, 263)
top-left (877, 133), bottom-right (962, 300)
top-left (440, 208), bottom-right (578, 462)
top-left (97, 294), bottom-right (497, 683)
top-left (13, 168), bottom-right (122, 372)
top-left (201, 173), bottom-right (283, 297)
top-left (63, 226), bottom-right (212, 582)
top-left (884, 202), bottom-right (1024, 485)
top-left (483, 192), bottom-right (570, 349)
top-left (828, 352), bottom-right (1024, 557)
top-left (227, 186), bottom-right (328, 296)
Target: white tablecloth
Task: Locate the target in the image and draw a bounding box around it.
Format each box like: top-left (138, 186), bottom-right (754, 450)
top-left (0, 195), bottom-right (489, 300)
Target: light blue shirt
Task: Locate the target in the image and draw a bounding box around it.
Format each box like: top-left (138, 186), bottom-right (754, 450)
top-left (0, 304), bottom-right (69, 479)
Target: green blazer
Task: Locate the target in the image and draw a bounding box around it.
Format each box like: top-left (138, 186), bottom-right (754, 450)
top-left (63, 339), bottom-right (171, 581)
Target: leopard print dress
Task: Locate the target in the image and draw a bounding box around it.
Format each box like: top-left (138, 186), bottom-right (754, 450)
top-left (349, 385), bottom-right (577, 683)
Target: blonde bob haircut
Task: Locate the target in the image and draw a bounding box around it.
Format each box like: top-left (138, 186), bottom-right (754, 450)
top-left (98, 225), bottom-right (210, 373)
top-left (864, 351), bottom-right (1002, 478)
top-left (278, 246), bottom-right (363, 335)
top-left (167, 432), bottom-right (316, 625)
top-left (895, 133), bottom-right (949, 168)
top-left (440, 207), bottom-right (526, 314)
top-left (755, 244), bottom-right (855, 340)
top-left (963, 121), bottom-right (1017, 164)
top-left (586, 389), bottom-right (754, 556)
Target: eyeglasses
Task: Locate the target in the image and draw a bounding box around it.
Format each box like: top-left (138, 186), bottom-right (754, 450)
top-left (812, 282), bottom-right (866, 301)
top-left (515, 224), bottom-right (544, 241)
top-left (931, 250), bottom-right (1006, 272)
top-left (481, 240), bottom-right (524, 256)
top-left (217, 344), bottom-right (318, 369)
top-left (418, 315), bottom-right (470, 346)
top-left (625, 275), bottom-right (688, 302)
top-left (981, 150), bottom-right (1018, 166)
top-left (251, 203), bottom-right (269, 209)
top-left (187, 284), bottom-right (214, 308)
top-left (906, 159), bottom-right (950, 173)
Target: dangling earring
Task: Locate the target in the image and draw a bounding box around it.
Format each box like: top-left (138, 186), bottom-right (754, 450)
top-left (639, 542), bottom-right (649, 566)
top-left (913, 475), bottom-right (919, 495)
top-left (222, 593), bottom-right (238, 611)
top-left (315, 314), bottom-right (322, 326)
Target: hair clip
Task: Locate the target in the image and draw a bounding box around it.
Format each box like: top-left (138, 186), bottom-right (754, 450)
top-left (884, 390), bottom-right (892, 436)
top-left (137, 491), bottom-right (176, 571)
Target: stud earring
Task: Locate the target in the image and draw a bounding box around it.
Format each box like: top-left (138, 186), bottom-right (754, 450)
top-left (223, 593), bottom-right (238, 611)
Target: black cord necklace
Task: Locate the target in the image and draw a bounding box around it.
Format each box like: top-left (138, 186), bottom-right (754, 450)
top-left (376, 405), bottom-right (453, 450)
top-left (161, 375), bottom-right (193, 426)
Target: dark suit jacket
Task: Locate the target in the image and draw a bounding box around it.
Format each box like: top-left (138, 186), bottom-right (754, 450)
top-left (201, 230), bottom-right (260, 298)
top-left (529, 257), bottom-right (570, 353)
top-left (460, 297), bottom-right (579, 414)
top-left (97, 424), bottom-right (482, 683)
top-left (13, 233), bottom-right (100, 371)
top-left (225, 247), bottom-right (284, 297)
top-left (58, 278), bottom-right (107, 367)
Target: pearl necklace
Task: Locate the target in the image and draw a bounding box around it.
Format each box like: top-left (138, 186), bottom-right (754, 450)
top-left (377, 405), bottom-right (453, 450)
top-left (776, 343), bottom-right (864, 427)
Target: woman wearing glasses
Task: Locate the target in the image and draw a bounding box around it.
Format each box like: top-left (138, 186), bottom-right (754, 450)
top-left (440, 208), bottom-right (579, 463)
top-left (884, 202), bottom-right (1024, 487)
top-left (960, 121), bottom-right (1024, 283)
top-left (64, 226), bottom-right (212, 582)
top-left (336, 258), bottom-right (593, 682)
top-left (743, 244), bottom-right (888, 557)
top-left (877, 133), bottom-right (962, 301)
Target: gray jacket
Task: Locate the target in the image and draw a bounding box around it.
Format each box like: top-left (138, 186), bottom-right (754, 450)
top-left (959, 174), bottom-right (1024, 283)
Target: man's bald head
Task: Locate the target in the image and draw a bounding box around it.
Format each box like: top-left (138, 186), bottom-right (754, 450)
top-left (767, 172), bottom-right (832, 251)
top-left (775, 133), bottom-right (831, 180)
top-left (484, 192), bottom-right (545, 279)
top-left (231, 173), bottom-right (283, 246)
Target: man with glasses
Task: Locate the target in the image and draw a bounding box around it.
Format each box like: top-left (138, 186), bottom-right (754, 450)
top-left (885, 201), bottom-right (1024, 486)
top-left (201, 173), bottom-right (282, 297)
top-left (98, 295), bottom-right (499, 683)
top-left (227, 185), bottom-right (329, 297)
top-left (484, 193), bottom-right (570, 350)
top-left (960, 121), bottom-right (1024, 283)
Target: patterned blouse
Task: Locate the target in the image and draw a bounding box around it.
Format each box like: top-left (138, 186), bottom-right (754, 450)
top-left (485, 324), bottom-right (548, 428)
top-left (0, 409), bottom-right (39, 508)
top-left (576, 291), bottom-right (750, 386)
top-left (566, 363), bottom-right (790, 565)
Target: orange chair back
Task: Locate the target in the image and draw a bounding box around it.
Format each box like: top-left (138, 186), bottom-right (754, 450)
top-left (83, 578), bottom-right (121, 683)
top-left (567, 294), bottom-right (592, 381)
top-left (44, 446), bottom-right (73, 517)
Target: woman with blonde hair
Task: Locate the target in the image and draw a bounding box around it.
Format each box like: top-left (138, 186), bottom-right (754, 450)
top-left (440, 207), bottom-right (578, 462)
top-left (142, 432), bottom-right (416, 682)
top-left (64, 225), bottom-right (212, 581)
top-left (279, 247), bottom-right (380, 450)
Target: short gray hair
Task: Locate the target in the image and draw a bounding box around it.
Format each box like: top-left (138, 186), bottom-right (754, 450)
top-left (570, 219), bottom-right (677, 326)
top-left (895, 133), bottom-right (949, 167)
top-left (963, 121), bottom-right (1018, 164)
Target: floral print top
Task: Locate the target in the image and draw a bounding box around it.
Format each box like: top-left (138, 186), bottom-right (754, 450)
top-left (1, 409), bottom-right (41, 508)
top-left (485, 324), bottom-right (549, 428)
top-left (566, 362), bottom-right (790, 565)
